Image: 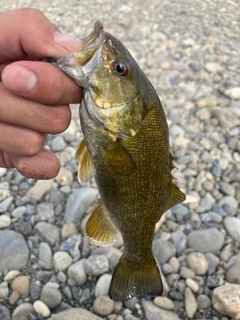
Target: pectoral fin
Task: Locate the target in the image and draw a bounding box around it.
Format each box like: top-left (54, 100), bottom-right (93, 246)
top-left (104, 143), bottom-right (136, 175)
top-left (75, 139), bottom-right (94, 184)
top-left (86, 201), bottom-right (118, 246)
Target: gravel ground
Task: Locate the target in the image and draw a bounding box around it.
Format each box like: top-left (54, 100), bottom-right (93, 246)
top-left (1, 0), bottom-right (240, 319)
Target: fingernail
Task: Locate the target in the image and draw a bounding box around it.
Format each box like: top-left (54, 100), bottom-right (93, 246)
top-left (3, 65), bottom-right (37, 93)
top-left (53, 31), bottom-right (80, 51)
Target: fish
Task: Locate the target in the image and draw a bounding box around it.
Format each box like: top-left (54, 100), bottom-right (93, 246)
top-left (49, 21), bottom-right (186, 301)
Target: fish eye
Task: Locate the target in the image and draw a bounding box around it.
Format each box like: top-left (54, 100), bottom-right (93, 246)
top-left (113, 60), bottom-right (129, 76)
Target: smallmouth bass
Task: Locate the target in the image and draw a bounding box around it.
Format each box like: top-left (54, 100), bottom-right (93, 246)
top-left (49, 21), bottom-right (185, 301)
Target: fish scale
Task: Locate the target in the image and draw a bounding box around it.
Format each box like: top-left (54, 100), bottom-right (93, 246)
top-left (49, 20), bottom-right (185, 301)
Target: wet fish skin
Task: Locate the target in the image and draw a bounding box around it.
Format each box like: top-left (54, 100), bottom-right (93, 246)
top-left (49, 21), bottom-right (185, 301)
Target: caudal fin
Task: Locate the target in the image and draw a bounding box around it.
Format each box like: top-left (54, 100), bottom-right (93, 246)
top-left (109, 254), bottom-right (163, 301)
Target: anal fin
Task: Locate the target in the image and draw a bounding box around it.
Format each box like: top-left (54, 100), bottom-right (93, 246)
top-left (86, 202), bottom-right (118, 247)
top-left (164, 183), bottom-right (186, 212)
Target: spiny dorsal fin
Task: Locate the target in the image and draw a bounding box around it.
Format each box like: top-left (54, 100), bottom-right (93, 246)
top-left (86, 201), bottom-right (118, 247)
top-left (104, 143), bottom-right (136, 175)
top-left (75, 139), bottom-right (94, 184)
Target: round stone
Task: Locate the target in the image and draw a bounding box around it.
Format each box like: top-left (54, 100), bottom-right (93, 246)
top-left (85, 255), bottom-right (109, 276)
top-left (187, 228), bottom-right (224, 253)
top-left (93, 295), bottom-right (114, 316)
top-left (187, 252), bottom-right (209, 275)
top-left (41, 285), bottom-right (62, 309)
top-left (67, 259), bottom-right (87, 286)
top-left (11, 276), bottom-right (30, 295)
top-left (53, 251), bottom-right (73, 271)
top-left (33, 300), bottom-right (51, 317)
top-left (153, 296), bottom-right (174, 310)
top-left (95, 274), bottom-right (112, 297)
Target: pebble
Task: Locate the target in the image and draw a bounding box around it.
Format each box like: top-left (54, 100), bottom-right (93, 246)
top-left (171, 230), bottom-right (187, 254)
top-left (85, 254), bottom-right (109, 276)
top-left (152, 238), bottom-right (176, 264)
top-left (0, 305), bottom-right (11, 320)
top-left (93, 295), bottom-right (114, 316)
top-left (219, 196), bottom-right (238, 211)
top-left (33, 300), bottom-right (51, 317)
top-left (11, 276), bottom-right (30, 295)
top-left (186, 278), bottom-right (199, 293)
top-left (61, 222), bottom-right (78, 238)
top-left (95, 273), bottom-right (112, 297)
top-left (67, 258), bottom-right (87, 285)
top-left (223, 217), bottom-right (240, 241)
top-left (153, 296), bottom-right (174, 310)
top-left (0, 196), bottom-right (13, 213)
top-left (12, 303), bottom-right (34, 320)
top-left (187, 252), bottom-right (209, 275)
top-left (223, 87), bottom-right (240, 100)
top-left (41, 285), bottom-right (62, 309)
top-left (34, 222), bottom-right (60, 246)
top-left (197, 294), bottom-right (212, 309)
top-left (36, 202), bottom-right (54, 220)
top-left (51, 136), bottom-right (67, 152)
top-left (38, 242), bottom-right (53, 268)
top-left (48, 308), bottom-right (103, 320)
top-left (0, 214), bottom-right (11, 228)
top-left (11, 206), bottom-right (26, 218)
top-left (185, 287), bottom-right (198, 318)
top-left (9, 291), bottom-right (20, 305)
top-left (29, 281), bottom-right (42, 300)
top-left (64, 187), bottom-right (98, 224)
top-left (53, 251), bottom-right (73, 271)
top-left (27, 180), bottom-right (53, 201)
top-left (187, 228), bottom-right (224, 253)
top-left (60, 234), bottom-right (82, 261)
top-left (0, 230), bottom-right (29, 272)
top-left (4, 270), bottom-right (20, 281)
top-left (141, 299), bottom-right (180, 320)
top-left (168, 257), bottom-right (180, 273)
top-left (56, 167), bottom-right (74, 186)
top-left (0, 281), bottom-right (9, 299)
top-left (180, 266), bottom-right (195, 279)
top-left (212, 283), bottom-right (240, 319)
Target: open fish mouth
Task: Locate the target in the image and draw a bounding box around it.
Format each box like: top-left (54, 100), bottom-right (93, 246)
top-left (48, 21), bottom-right (105, 87)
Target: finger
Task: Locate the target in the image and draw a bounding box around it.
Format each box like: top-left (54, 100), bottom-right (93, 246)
top-left (11, 148), bottom-right (61, 179)
top-left (2, 61), bottom-right (82, 104)
top-left (0, 123), bottom-right (46, 157)
top-left (0, 84), bottom-right (71, 134)
top-left (0, 151), bottom-right (14, 168)
top-left (0, 8), bottom-right (80, 62)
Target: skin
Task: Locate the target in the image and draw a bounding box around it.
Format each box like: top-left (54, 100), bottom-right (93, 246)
top-left (0, 8), bottom-right (82, 179)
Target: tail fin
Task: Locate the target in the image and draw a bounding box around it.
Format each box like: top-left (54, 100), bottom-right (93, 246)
top-left (109, 254), bottom-right (163, 301)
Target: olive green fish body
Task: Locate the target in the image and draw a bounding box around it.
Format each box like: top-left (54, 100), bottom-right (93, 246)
top-left (49, 21), bottom-right (185, 301)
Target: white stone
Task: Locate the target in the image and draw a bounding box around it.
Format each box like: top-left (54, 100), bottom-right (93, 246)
top-left (53, 251), bottom-right (73, 271)
top-left (186, 278), bottom-right (199, 293)
top-left (4, 270), bottom-right (20, 281)
top-left (33, 300), bottom-right (51, 317)
top-left (185, 287), bottom-right (198, 318)
top-left (0, 214), bottom-right (11, 228)
top-left (187, 252), bottom-right (209, 275)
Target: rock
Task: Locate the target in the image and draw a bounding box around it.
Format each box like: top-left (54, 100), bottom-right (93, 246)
top-left (226, 265), bottom-right (240, 284)
top-left (4, 270), bottom-right (20, 281)
top-left (180, 266), bottom-right (195, 279)
top-left (93, 295), bottom-right (114, 316)
top-left (9, 291), bottom-right (20, 305)
top-left (48, 308), bottom-right (103, 320)
top-left (171, 204), bottom-right (189, 221)
top-left (141, 299), bottom-right (180, 320)
top-left (223, 87), bottom-right (240, 100)
top-left (39, 242), bottom-right (53, 268)
top-left (152, 238), bottom-right (176, 264)
top-left (29, 281), bottom-right (42, 300)
top-left (219, 196), bottom-right (238, 211)
top-left (85, 254), bottom-right (109, 276)
top-left (41, 285), bottom-right (62, 309)
top-left (67, 259), bottom-right (87, 285)
top-left (11, 206), bottom-right (26, 218)
top-left (219, 181), bottom-right (235, 196)
top-left (33, 300), bottom-right (51, 317)
top-left (187, 252), bottom-right (209, 275)
top-left (34, 222), bottom-right (60, 246)
top-left (51, 136), bottom-right (66, 151)
top-left (187, 228), bottom-right (224, 253)
top-left (223, 217), bottom-right (240, 241)
top-left (212, 283), bottom-right (240, 319)
top-left (0, 305), bottom-right (11, 320)
top-left (0, 281), bottom-right (9, 298)
top-left (186, 278), bottom-right (199, 293)
top-left (56, 167), bottom-right (73, 186)
top-left (220, 243), bottom-right (232, 262)
top-left (27, 180), bottom-right (53, 201)
top-left (61, 223), bottom-right (78, 238)
top-left (185, 287), bottom-right (198, 318)
top-left (11, 276), bottom-right (30, 295)
top-left (95, 273), bottom-right (112, 297)
top-left (53, 251), bottom-right (73, 271)
top-left (168, 257), bottom-right (180, 273)
top-left (0, 196), bottom-right (13, 213)
top-left (197, 294), bottom-right (211, 309)
top-left (205, 253), bottom-right (220, 269)
top-left (200, 192), bottom-right (215, 210)
top-left (36, 202), bottom-right (54, 220)
top-left (211, 108), bottom-right (239, 129)
top-left (0, 230), bottom-right (29, 272)
top-left (60, 234), bottom-right (81, 261)
top-left (0, 214), bottom-right (11, 228)
top-left (12, 303), bottom-right (34, 320)
top-left (171, 230), bottom-right (187, 254)
top-left (64, 187), bottom-right (98, 224)
top-left (153, 296), bottom-right (174, 310)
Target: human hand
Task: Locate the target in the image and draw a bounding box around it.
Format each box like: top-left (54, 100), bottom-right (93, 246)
top-left (0, 8), bottom-right (82, 179)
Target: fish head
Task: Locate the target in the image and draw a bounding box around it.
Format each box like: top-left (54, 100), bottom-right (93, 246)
top-left (49, 21), bottom-right (148, 139)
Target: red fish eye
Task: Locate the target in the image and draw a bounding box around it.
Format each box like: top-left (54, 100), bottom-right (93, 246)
top-left (113, 61), bottom-right (129, 76)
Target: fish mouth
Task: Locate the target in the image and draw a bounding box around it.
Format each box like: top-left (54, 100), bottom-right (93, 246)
top-left (48, 21), bottom-right (105, 87)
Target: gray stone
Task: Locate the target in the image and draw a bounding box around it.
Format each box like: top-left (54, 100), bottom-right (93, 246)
top-left (48, 308), bottom-right (103, 320)
top-left (187, 228), bottom-right (224, 253)
top-left (0, 230), bottom-right (29, 272)
top-left (60, 234), bottom-right (82, 261)
top-left (180, 266), bottom-right (195, 279)
top-left (51, 136), bottom-right (66, 151)
top-left (64, 187), bottom-right (98, 224)
top-left (171, 230), bottom-right (187, 254)
top-left (36, 202), bottom-right (54, 220)
top-left (12, 303), bottom-right (34, 320)
top-left (152, 238), bottom-right (176, 264)
top-left (41, 285), bottom-right (62, 309)
top-left (95, 273), bottom-right (112, 297)
top-left (223, 217), bottom-right (240, 241)
top-left (211, 108), bottom-right (239, 129)
top-left (39, 242), bottom-right (53, 268)
top-left (53, 251), bottom-right (73, 271)
top-left (11, 206), bottom-right (26, 218)
top-left (197, 294), bottom-right (211, 309)
top-left (30, 281), bottom-right (42, 300)
top-left (219, 196), bottom-right (238, 211)
top-left (67, 259), bottom-right (87, 285)
top-left (141, 299), bottom-right (180, 320)
top-left (219, 181), bottom-right (235, 196)
top-left (85, 254), bottom-right (109, 276)
top-left (0, 196), bottom-right (13, 213)
top-left (0, 281), bottom-right (9, 298)
top-left (0, 306), bottom-right (11, 320)
top-left (205, 253), bottom-right (219, 269)
top-left (34, 222), bottom-right (60, 245)
top-left (27, 180), bottom-right (53, 202)
top-left (171, 204), bottom-right (189, 221)
top-left (200, 192), bottom-right (215, 210)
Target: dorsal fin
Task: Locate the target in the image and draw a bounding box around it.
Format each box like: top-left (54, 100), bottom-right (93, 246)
top-left (75, 139), bottom-right (94, 184)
